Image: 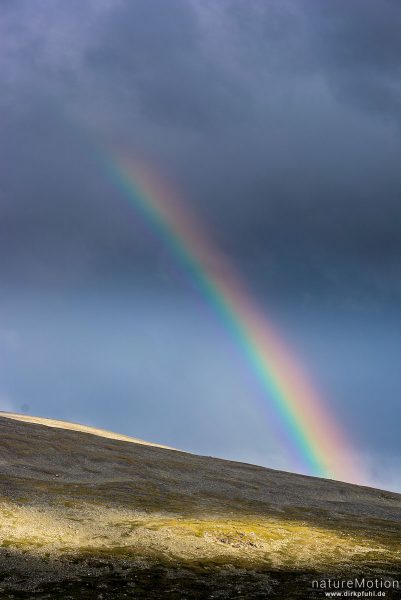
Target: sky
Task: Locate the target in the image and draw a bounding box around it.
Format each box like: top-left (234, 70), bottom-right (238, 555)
top-left (1, 0), bottom-right (401, 491)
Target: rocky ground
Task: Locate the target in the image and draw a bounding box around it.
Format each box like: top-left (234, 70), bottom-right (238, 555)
top-left (0, 413), bottom-right (400, 599)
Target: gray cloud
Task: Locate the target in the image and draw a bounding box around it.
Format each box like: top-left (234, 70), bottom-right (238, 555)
top-left (305, 0), bottom-right (401, 115)
top-left (1, 0), bottom-right (400, 304)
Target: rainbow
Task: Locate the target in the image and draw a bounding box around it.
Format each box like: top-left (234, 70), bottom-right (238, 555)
top-left (101, 155), bottom-right (360, 483)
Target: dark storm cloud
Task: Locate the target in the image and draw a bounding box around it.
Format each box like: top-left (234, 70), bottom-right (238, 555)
top-left (85, 0), bottom-right (247, 131)
top-left (1, 0), bottom-right (400, 301)
top-left (305, 0), bottom-right (401, 115)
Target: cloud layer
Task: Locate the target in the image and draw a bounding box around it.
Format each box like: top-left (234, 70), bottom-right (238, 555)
top-left (1, 0), bottom-right (401, 298)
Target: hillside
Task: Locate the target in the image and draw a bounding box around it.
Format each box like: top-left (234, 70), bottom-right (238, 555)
top-left (0, 412), bottom-right (400, 599)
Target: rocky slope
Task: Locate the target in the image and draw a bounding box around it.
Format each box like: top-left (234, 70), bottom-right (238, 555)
top-left (0, 412), bottom-right (400, 599)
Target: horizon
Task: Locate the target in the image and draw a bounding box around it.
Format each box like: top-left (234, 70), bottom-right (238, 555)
top-left (0, 410), bottom-right (397, 495)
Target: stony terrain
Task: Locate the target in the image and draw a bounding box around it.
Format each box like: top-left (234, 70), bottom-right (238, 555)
top-left (0, 412), bottom-right (400, 599)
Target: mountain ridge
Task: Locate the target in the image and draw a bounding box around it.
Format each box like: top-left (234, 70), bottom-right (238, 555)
top-left (0, 412), bottom-right (400, 598)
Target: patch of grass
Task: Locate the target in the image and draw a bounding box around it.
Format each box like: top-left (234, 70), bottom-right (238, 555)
top-left (1, 539), bottom-right (44, 550)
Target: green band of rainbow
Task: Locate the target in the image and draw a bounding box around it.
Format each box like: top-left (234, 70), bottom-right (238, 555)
top-left (101, 155), bottom-right (360, 483)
